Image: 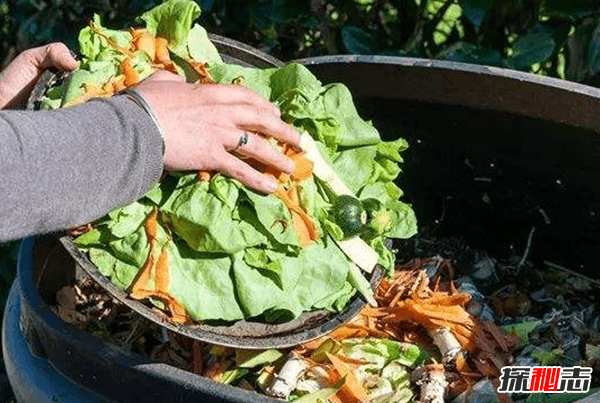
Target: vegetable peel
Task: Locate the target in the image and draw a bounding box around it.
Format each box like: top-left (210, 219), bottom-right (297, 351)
top-left (326, 353), bottom-right (370, 403)
top-left (294, 258), bottom-right (520, 400)
top-left (129, 210), bottom-right (188, 324)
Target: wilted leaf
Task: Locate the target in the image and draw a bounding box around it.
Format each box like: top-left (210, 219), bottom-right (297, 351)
top-left (235, 349), bottom-right (284, 368)
top-left (221, 368), bottom-right (249, 385)
top-left (311, 338), bottom-right (342, 363)
top-left (502, 320), bottom-right (543, 345)
top-left (326, 353), bottom-right (370, 402)
top-left (292, 376), bottom-right (346, 403)
top-left (341, 26), bottom-right (379, 55)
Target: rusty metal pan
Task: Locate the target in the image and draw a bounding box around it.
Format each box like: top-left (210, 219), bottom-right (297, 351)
top-left (60, 235), bottom-right (383, 349)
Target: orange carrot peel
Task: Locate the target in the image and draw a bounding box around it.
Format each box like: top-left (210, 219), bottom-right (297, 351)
top-left (295, 260), bottom-right (520, 401)
top-left (326, 353), bottom-right (370, 403)
top-left (129, 209), bottom-right (189, 324)
top-left (262, 144), bottom-right (320, 247)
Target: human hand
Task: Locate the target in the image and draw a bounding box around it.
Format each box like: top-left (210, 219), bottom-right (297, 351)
top-left (0, 43), bottom-right (79, 109)
top-left (135, 71), bottom-right (301, 194)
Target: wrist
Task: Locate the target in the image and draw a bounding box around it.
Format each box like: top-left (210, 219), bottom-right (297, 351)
top-left (121, 88), bottom-right (165, 155)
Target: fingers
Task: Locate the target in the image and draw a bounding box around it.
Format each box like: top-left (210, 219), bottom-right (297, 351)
top-left (234, 108), bottom-right (301, 149)
top-left (193, 84), bottom-right (281, 117)
top-left (192, 84), bottom-right (300, 148)
top-left (217, 153), bottom-right (278, 194)
top-left (37, 43), bottom-right (79, 72)
top-left (138, 79), bottom-right (301, 188)
top-left (232, 132), bottom-right (295, 174)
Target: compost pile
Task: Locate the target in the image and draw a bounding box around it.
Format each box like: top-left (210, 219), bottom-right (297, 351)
top-left (53, 237), bottom-right (600, 403)
top-left (51, 0), bottom-right (417, 326)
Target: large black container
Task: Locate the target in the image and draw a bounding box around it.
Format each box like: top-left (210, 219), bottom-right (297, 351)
top-left (5, 48), bottom-right (600, 402)
top-left (297, 55), bottom-right (600, 280)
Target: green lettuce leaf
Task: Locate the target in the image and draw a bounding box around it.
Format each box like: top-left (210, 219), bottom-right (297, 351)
top-left (187, 23), bottom-right (222, 65)
top-left (106, 202), bottom-right (152, 238)
top-left (233, 239), bottom-right (350, 319)
top-left (333, 146), bottom-right (377, 194)
top-left (61, 66), bottom-right (117, 107)
top-left (321, 83), bottom-right (380, 147)
top-left (87, 247), bottom-right (140, 289)
top-left (238, 187), bottom-right (301, 250)
top-left (210, 63), bottom-right (276, 100)
top-left (79, 14), bottom-right (132, 61)
top-left (166, 240), bottom-right (244, 321)
top-left (160, 176), bottom-right (258, 254)
top-left (139, 0), bottom-right (200, 54)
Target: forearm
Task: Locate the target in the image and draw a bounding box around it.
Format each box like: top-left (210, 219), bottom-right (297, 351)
top-left (0, 96), bottom-right (163, 242)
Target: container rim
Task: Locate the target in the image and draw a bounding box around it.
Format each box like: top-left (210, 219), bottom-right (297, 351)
top-left (295, 54), bottom-right (600, 134)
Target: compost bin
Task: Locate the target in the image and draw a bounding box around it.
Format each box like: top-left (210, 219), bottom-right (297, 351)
top-left (4, 43), bottom-right (600, 402)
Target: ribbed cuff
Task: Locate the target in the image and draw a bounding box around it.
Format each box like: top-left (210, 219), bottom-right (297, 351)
top-left (104, 95), bottom-right (164, 196)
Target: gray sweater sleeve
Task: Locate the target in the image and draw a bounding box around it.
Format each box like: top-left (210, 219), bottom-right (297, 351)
top-left (0, 95), bottom-right (164, 242)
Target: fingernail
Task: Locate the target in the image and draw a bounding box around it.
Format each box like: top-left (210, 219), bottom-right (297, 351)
top-left (284, 158), bottom-right (295, 174)
top-left (265, 178), bottom-right (278, 193)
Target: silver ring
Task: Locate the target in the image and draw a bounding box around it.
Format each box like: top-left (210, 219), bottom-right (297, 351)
top-left (234, 132), bottom-right (250, 152)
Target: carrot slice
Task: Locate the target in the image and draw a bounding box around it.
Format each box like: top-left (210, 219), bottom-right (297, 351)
top-left (154, 245), bottom-right (170, 292)
top-left (102, 81), bottom-right (115, 94)
top-left (198, 171), bottom-right (212, 182)
top-left (289, 151), bottom-right (314, 181)
top-left (132, 31), bottom-right (156, 61)
top-left (154, 37), bottom-right (170, 64)
top-left (129, 209), bottom-right (159, 296)
top-left (191, 61), bottom-right (215, 84)
top-left (129, 210), bottom-right (189, 324)
top-left (275, 186), bottom-right (319, 246)
top-left (146, 209), bottom-right (158, 241)
top-left (121, 58), bottom-right (140, 87)
top-left (326, 353), bottom-right (369, 403)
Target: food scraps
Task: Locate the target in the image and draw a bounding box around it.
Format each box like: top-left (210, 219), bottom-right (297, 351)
top-left (47, 0), bottom-right (417, 325)
top-left (53, 243), bottom-right (600, 402)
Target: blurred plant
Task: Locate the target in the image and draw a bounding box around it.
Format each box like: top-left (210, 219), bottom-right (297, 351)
top-left (2, 0), bottom-right (600, 83)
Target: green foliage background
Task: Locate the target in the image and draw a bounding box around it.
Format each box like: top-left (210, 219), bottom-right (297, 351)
top-left (1, 0), bottom-right (600, 304)
top-left (2, 0), bottom-right (600, 83)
